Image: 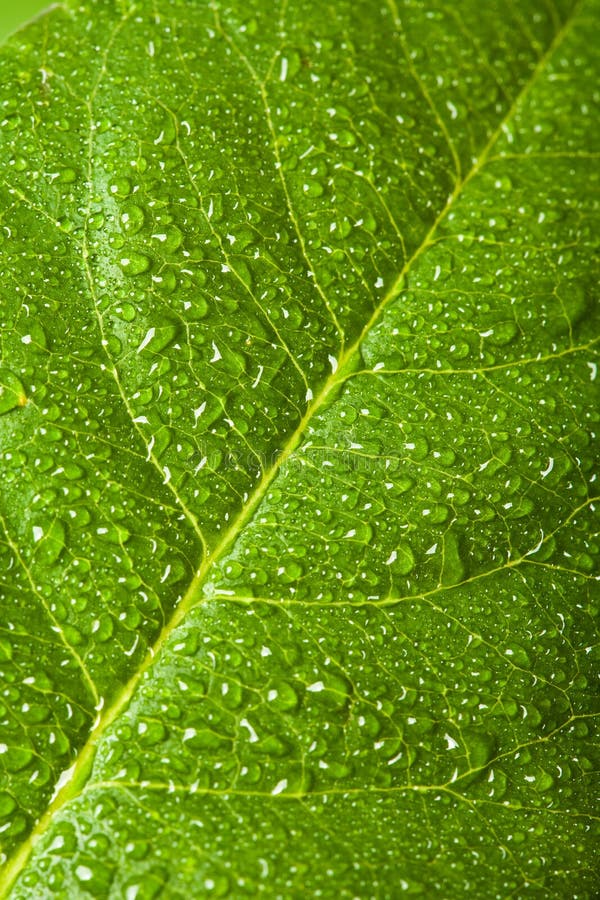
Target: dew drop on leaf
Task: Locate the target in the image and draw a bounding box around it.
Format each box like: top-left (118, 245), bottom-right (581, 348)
top-left (0, 793), bottom-right (17, 818)
top-left (119, 252), bottom-right (151, 275)
top-left (0, 368), bottom-right (27, 414)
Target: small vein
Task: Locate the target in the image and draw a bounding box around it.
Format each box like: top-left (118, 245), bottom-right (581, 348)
top-left (149, 95), bottom-right (310, 394)
top-left (78, 20), bottom-right (208, 558)
top-left (385, 0), bottom-right (462, 183)
top-left (0, 512), bottom-right (99, 707)
top-left (345, 338), bottom-right (600, 379)
top-left (212, 7), bottom-right (345, 349)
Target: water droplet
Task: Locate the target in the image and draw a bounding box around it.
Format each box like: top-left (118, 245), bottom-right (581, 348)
top-left (201, 874), bottom-right (230, 896)
top-left (119, 252), bottom-right (151, 275)
top-left (0, 792), bottom-right (17, 817)
top-left (489, 321), bottom-right (519, 346)
top-left (266, 681), bottom-right (300, 712)
top-left (95, 523), bottom-right (130, 545)
top-left (120, 204), bottom-right (145, 234)
top-left (135, 320), bottom-right (179, 354)
top-left (55, 167), bottom-right (77, 184)
top-left (157, 225), bottom-right (183, 252)
top-left (154, 268), bottom-right (177, 293)
top-left (4, 746), bottom-right (34, 773)
top-left (110, 177), bottom-right (132, 197)
top-left (302, 179), bottom-right (325, 198)
top-left (441, 531), bottom-right (466, 585)
top-left (463, 729), bottom-right (496, 769)
top-left (534, 769), bottom-right (555, 793)
top-left (330, 129), bottom-right (356, 148)
top-left (0, 368), bottom-right (27, 414)
top-left (504, 643), bottom-right (532, 668)
top-left (87, 211), bottom-right (105, 230)
top-left (387, 543), bottom-right (415, 575)
top-left (305, 673), bottom-right (352, 710)
top-left (137, 720), bottom-right (167, 746)
top-left (33, 519), bottom-right (66, 565)
top-left (0, 636), bottom-right (13, 664)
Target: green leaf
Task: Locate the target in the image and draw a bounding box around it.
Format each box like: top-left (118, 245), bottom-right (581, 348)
top-left (0, 1), bottom-right (51, 45)
top-left (0, 0), bottom-right (598, 896)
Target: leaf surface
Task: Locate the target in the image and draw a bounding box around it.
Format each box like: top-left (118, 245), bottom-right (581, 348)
top-left (0, 0), bottom-right (598, 896)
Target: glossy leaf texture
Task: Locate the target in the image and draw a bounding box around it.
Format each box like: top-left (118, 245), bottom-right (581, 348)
top-left (0, 0), bottom-right (598, 896)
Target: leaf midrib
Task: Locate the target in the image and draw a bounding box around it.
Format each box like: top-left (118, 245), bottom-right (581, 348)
top-left (0, 5), bottom-right (584, 895)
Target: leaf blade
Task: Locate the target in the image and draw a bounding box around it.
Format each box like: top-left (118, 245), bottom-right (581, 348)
top-left (0, 0), bottom-right (598, 896)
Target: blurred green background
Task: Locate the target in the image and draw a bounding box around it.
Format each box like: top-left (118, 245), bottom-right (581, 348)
top-left (0, 0), bottom-right (51, 43)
